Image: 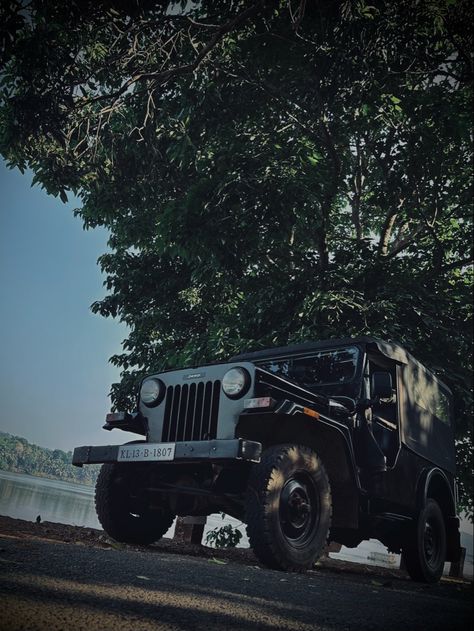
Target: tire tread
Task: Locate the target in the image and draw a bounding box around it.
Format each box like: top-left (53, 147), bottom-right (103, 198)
top-left (95, 463), bottom-right (174, 545)
top-left (402, 498), bottom-right (446, 584)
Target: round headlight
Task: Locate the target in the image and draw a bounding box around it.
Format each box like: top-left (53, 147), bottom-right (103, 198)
top-left (140, 378), bottom-right (165, 407)
top-left (222, 367), bottom-right (250, 399)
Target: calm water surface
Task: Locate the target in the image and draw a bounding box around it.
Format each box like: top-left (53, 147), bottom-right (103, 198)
top-left (0, 469), bottom-right (101, 529)
top-left (0, 469), bottom-right (248, 545)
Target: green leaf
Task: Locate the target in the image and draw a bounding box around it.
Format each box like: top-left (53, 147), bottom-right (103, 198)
top-left (209, 557), bottom-right (228, 565)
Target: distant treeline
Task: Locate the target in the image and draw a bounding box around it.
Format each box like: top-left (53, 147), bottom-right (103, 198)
top-left (0, 431), bottom-right (99, 486)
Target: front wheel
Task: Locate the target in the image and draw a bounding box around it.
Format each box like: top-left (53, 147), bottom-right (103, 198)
top-left (95, 463), bottom-right (175, 545)
top-left (402, 498), bottom-right (446, 583)
top-left (245, 444), bottom-right (332, 572)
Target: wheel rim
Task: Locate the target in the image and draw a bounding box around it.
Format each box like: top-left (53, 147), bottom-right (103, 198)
top-left (279, 472), bottom-right (319, 546)
top-left (423, 517), bottom-right (442, 570)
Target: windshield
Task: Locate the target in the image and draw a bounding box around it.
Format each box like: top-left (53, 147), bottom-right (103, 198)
top-left (256, 346), bottom-right (360, 389)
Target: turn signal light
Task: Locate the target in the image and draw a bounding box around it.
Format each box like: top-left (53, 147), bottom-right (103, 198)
top-left (303, 407), bottom-right (320, 419)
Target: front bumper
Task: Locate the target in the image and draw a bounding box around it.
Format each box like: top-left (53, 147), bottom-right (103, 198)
top-left (72, 438), bottom-right (262, 467)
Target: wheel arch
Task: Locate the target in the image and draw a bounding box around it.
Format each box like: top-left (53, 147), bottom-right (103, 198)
top-left (239, 413), bottom-right (360, 530)
top-left (417, 468), bottom-right (456, 518)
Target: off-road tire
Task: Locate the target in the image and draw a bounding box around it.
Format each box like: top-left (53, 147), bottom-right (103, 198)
top-left (402, 498), bottom-right (446, 583)
top-left (95, 463), bottom-right (174, 545)
top-left (246, 444), bottom-right (332, 572)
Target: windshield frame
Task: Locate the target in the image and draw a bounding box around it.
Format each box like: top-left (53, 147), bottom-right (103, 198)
top-left (254, 345), bottom-right (362, 389)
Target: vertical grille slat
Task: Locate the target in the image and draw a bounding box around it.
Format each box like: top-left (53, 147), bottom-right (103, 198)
top-left (170, 384), bottom-right (181, 442)
top-left (161, 380), bottom-right (221, 442)
top-left (192, 382), bottom-right (205, 441)
top-left (162, 386), bottom-right (173, 442)
top-left (210, 380), bottom-right (220, 439)
top-left (202, 382), bottom-right (213, 440)
top-left (184, 383), bottom-right (196, 441)
top-left (176, 383), bottom-right (189, 441)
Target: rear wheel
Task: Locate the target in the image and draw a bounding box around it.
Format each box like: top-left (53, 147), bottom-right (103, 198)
top-left (402, 498), bottom-right (446, 583)
top-left (95, 463), bottom-right (175, 545)
top-left (245, 444), bottom-right (332, 572)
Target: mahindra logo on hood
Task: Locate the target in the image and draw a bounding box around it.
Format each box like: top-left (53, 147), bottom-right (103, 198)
top-left (183, 372), bottom-right (206, 380)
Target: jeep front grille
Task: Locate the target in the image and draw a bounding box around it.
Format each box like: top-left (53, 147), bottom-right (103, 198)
top-left (161, 381), bottom-right (221, 442)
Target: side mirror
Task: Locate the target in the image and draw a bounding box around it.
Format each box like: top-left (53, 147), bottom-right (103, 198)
top-left (371, 372), bottom-right (393, 399)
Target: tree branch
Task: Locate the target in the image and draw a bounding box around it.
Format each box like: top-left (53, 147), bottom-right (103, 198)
top-left (442, 257), bottom-right (474, 272)
top-left (378, 212), bottom-right (398, 257)
top-left (378, 193), bottom-right (406, 258)
top-left (384, 224), bottom-right (425, 259)
top-left (350, 135), bottom-right (364, 241)
top-left (77, 2), bottom-right (264, 110)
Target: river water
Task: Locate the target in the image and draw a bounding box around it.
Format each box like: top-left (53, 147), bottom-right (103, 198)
top-left (0, 469), bottom-right (101, 529)
top-left (0, 469), bottom-right (248, 546)
top-left (1, 469), bottom-right (472, 575)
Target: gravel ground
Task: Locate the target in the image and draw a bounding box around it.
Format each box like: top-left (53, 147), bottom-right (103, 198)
top-left (0, 522), bottom-right (472, 631)
top-left (0, 514), bottom-right (411, 579)
top-left (1, 513), bottom-right (472, 583)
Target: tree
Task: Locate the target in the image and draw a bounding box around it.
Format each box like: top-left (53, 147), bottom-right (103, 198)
top-left (0, 0), bottom-right (472, 514)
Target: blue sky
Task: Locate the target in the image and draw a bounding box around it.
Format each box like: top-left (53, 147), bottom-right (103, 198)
top-left (0, 161), bottom-right (127, 451)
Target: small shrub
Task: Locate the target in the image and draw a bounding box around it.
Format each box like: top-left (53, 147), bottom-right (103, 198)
top-left (205, 520), bottom-right (243, 548)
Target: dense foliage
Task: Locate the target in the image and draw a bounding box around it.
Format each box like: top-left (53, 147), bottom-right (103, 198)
top-left (0, 431), bottom-right (99, 486)
top-left (0, 1), bottom-right (472, 513)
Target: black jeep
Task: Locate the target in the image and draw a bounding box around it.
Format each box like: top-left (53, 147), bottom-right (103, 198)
top-left (73, 337), bottom-right (461, 582)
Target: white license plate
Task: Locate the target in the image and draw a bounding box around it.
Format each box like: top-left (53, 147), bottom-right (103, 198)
top-left (117, 443), bottom-right (175, 462)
